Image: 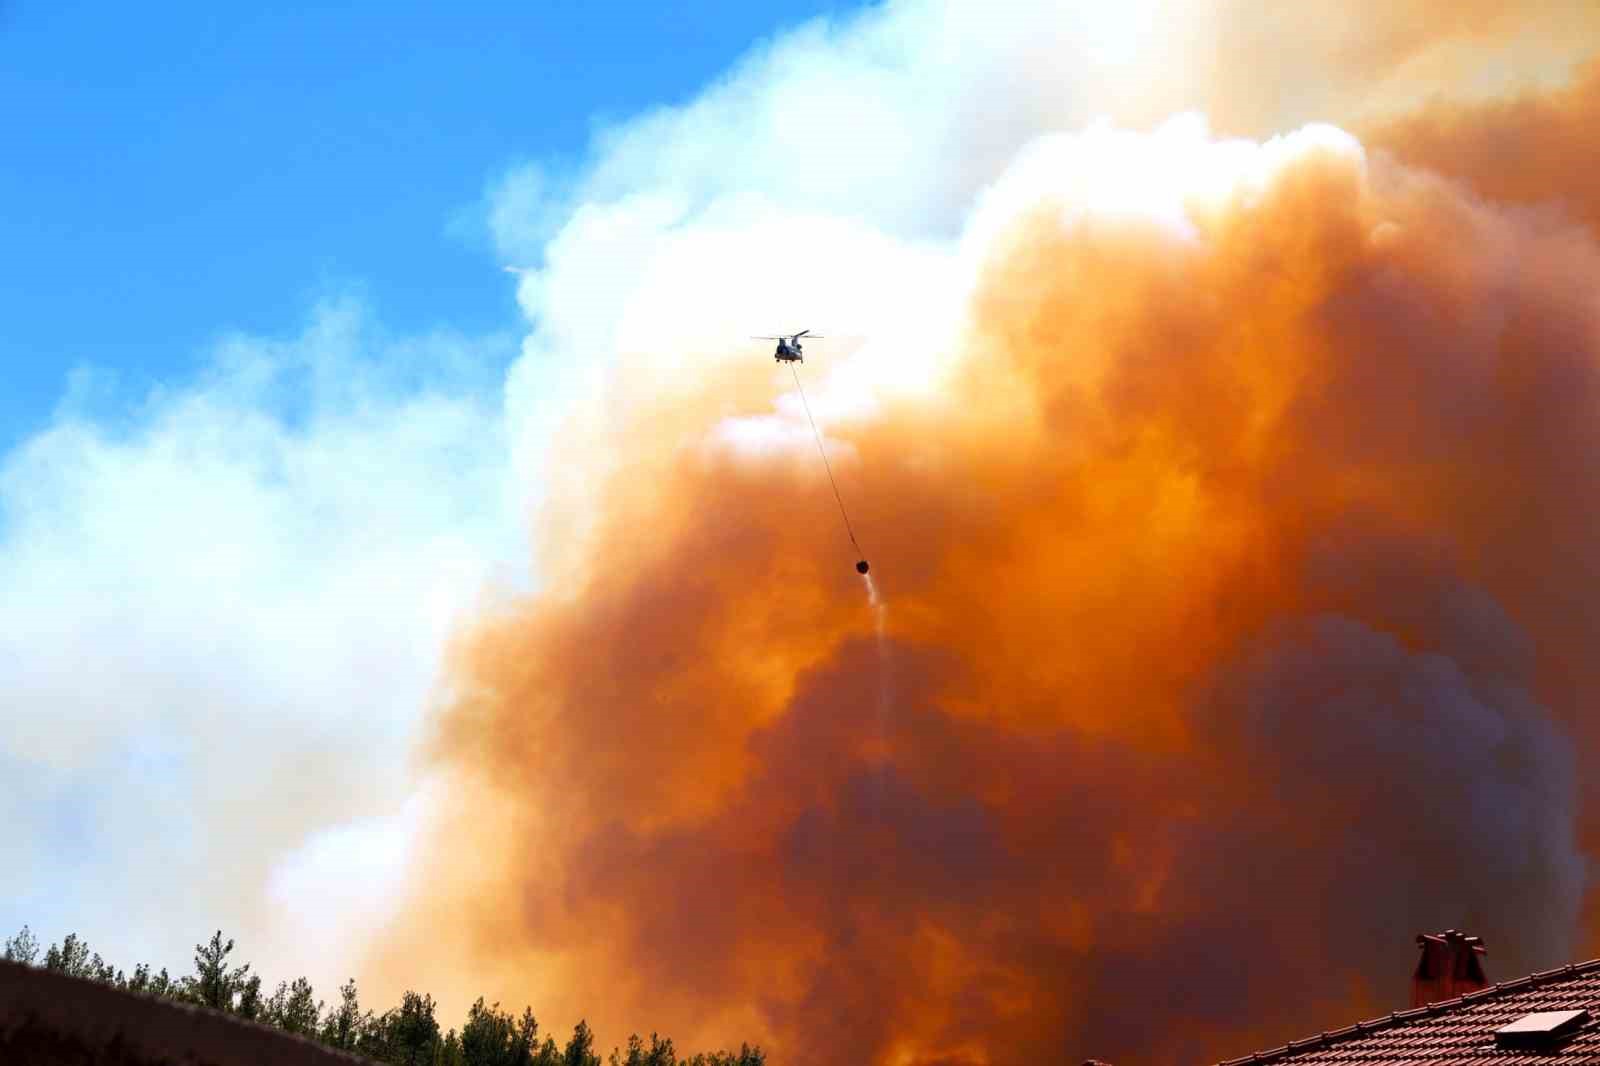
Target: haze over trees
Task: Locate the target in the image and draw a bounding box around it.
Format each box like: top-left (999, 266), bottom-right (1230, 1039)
top-left (2, 926), bottom-right (764, 1066)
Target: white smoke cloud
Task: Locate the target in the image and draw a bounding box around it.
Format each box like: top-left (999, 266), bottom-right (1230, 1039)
top-left (486, 0), bottom-right (1594, 515)
top-left (0, 298), bottom-right (521, 989)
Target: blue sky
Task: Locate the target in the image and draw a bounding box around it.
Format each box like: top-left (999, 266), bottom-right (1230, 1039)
top-left (0, 0), bottom-right (862, 451)
top-left (1, 0), bottom-right (883, 983)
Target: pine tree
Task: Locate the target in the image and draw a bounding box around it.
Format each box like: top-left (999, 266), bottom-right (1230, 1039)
top-left (3, 925), bottom-right (40, 965)
top-left (149, 966), bottom-right (178, 999)
top-left (358, 1006), bottom-right (398, 1063)
top-left (185, 931), bottom-right (253, 1012)
top-left (43, 932), bottom-right (92, 977)
top-left (236, 973), bottom-right (264, 1020)
top-left (126, 962), bottom-right (179, 999)
top-left (266, 976), bottom-right (322, 1035)
top-left (644, 1033), bottom-right (676, 1066)
top-left (394, 990), bottom-right (441, 1066)
top-left (509, 1007), bottom-right (542, 1064)
top-left (461, 997), bottom-right (508, 1066)
top-left (563, 1020), bottom-right (601, 1066)
top-left (321, 977), bottom-right (364, 1051)
top-left (615, 1033), bottom-right (646, 1066)
top-left (436, 1028), bottom-right (466, 1066)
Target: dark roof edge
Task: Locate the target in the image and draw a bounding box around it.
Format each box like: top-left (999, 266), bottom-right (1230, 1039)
top-left (1211, 959), bottom-right (1600, 1066)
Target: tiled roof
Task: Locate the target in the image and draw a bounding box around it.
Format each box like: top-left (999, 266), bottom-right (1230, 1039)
top-left (1214, 959), bottom-right (1600, 1066)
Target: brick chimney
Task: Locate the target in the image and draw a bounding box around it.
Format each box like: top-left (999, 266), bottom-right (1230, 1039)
top-left (1412, 929), bottom-right (1488, 1007)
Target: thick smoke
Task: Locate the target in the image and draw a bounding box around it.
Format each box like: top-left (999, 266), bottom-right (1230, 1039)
top-left (1367, 58), bottom-right (1600, 235)
top-left (366, 5), bottom-right (1600, 1064)
top-left (0, 301), bottom-right (516, 992)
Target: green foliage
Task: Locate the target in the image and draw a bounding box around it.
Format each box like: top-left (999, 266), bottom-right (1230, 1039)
top-left (436, 1028), bottom-right (466, 1066)
top-left (461, 997), bottom-right (517, 1066)
top-left (563, 1020), bottom-right (601, 1066)
top-left (3, 925), bottom-right (40, 965)
top-left (678, 1046), bottom-right (765, 1066)
top-left (236, 972), bottom-right (264, 1021)
top-left (512, 1007), bottom-right (541, 1064)
top-left (265, 975), bottom-right (324, 1036)
top-left (184, 930), bottom-right (254, 1013)
top-left (456, 999), bottom-right (568, 1066)
top-left (43, 932), bottom-right (88, 977)
top-left (611, 1033), bottom-right (678, 1066)
top-left (322, 977), bottom-right (366, 1051)
top-left (395, 990), bottom-right (442, 1066)
top-left (358, 1005), bottom-right (399, 1062)
top-left (8, 923), bottom-right (765, 1066)
top-left (40, 932), bottom-right (119, 984)
top-left (122, 961), bottom-right (179, 999)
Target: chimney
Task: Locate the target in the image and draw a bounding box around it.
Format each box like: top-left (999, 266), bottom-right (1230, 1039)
top-left (1411, 929), bottom-right (1488, 1007)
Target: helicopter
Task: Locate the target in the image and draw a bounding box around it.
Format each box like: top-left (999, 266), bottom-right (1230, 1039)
top-left (753, 328), bottom-right (870, 576)
top-left (753, 330), bottom-right (822, 364)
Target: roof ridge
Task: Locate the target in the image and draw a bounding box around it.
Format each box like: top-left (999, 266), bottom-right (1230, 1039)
top-left (1210, 957), bottom-right (1600, 1066)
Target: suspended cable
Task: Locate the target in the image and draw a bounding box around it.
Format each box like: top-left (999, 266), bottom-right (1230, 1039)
top-left (791, 363), bottom-right (869, 573)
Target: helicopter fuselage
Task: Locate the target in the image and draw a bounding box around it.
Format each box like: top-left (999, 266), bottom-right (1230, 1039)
top-left (759, 332), bottom-right (815, 363)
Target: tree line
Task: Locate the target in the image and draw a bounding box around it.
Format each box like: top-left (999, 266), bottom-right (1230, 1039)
top-left (3, 925), bottom-right (765, 1066)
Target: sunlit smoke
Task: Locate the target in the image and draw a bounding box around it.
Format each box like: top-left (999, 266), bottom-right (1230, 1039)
top-left (363, 4), bottom-right (1600, 1065)
top-left (862, 568), bottom-right (892, 752)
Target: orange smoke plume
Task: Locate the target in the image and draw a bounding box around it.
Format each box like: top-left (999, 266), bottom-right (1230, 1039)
top-left (369, 64), bottom-right (1600, 1066)
top-left (1366, 58), bottom-right (1600, 236)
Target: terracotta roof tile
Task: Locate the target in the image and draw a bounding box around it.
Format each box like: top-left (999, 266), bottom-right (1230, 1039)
top-left (1213, 959), bottom-right (1600, 1066)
